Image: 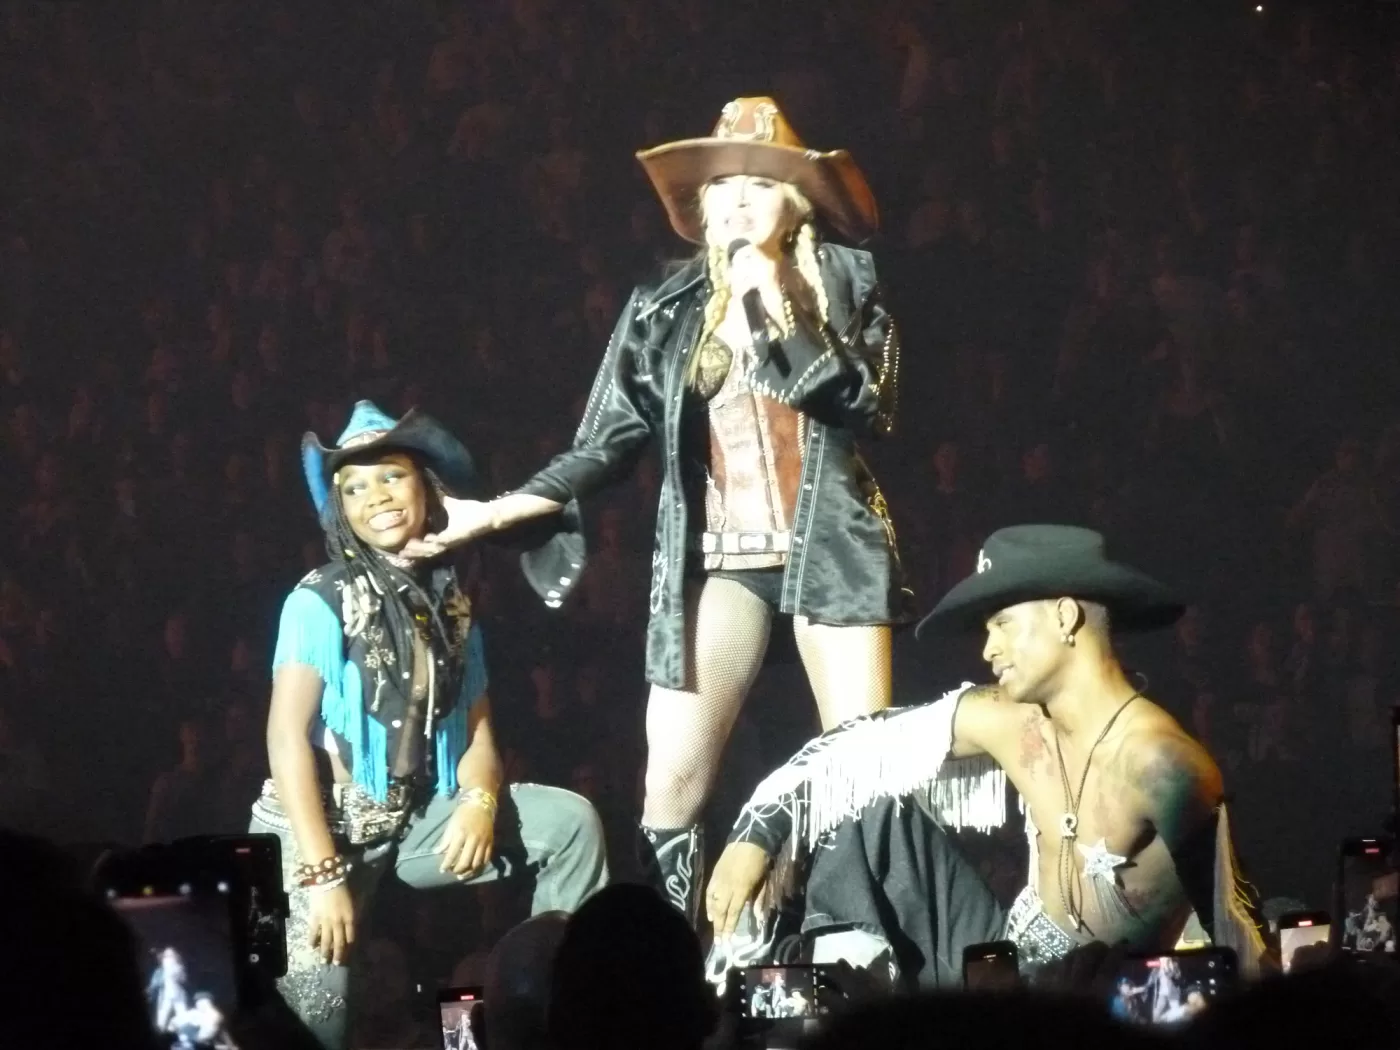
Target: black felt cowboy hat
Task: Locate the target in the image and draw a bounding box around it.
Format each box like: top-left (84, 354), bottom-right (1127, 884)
top-left (915, 524), bottom-right (1185, 639)
top-left (300, 400), bottom-right (478, 516)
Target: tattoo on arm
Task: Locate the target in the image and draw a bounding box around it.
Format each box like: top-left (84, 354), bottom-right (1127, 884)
top-left (1130, 739), bottom-right (1219, 932)
top-left (950, 683), bottom-right (1000, 756)
top-left (1133, 742), bottom-right (1205, 843)
top-left (1016, 711), bottom-right (1055, 780)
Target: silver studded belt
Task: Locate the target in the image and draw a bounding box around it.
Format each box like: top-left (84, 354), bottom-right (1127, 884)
top-left (251, 778), bottom-right (415, 846)
top-left (689, 530), bottom-right (792, 556)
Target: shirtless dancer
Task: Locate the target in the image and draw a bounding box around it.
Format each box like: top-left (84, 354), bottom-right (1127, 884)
top-left (704, 526), bottom-right (1266, 985)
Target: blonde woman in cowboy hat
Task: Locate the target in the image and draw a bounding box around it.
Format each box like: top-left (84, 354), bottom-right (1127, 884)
top-left (407, 98), bottom-right (909, 927)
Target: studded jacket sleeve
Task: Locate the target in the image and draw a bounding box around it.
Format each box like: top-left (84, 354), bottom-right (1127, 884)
top-left (748, 258), bottom-right (899, 437)
top-left (512, 289), bottom-right (654, 504)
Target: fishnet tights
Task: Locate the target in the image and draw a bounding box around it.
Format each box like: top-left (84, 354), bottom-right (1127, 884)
top-left (641, 576), bottom-right (892, 828)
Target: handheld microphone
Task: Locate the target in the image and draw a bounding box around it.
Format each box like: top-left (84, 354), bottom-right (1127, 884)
top-left (727, 239), bottom-right (771, 355)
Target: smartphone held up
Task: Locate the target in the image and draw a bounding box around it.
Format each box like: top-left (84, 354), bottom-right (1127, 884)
top-left (438, 986), bottom-right (484, 1050)
top-left (1337, 837), bottom-right (1397, 956)
top-left (962, 940), bottom-right (1019, 991)
top-left (1107, 947), bottom-right (1238, 1026)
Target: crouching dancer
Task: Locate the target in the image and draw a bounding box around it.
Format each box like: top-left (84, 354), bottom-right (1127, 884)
top-left (250, 401), bottom-right (608, 1049)
top-left (706, 526), bottom-right (1266, 986)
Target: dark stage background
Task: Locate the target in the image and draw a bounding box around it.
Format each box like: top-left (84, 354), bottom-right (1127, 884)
top-left (2, 2), bottom-right (1399, 1040)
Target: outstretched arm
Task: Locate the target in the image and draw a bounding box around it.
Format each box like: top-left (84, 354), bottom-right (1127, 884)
top-left (949, 684), bottom-right (1019, 758)
top-left (725, 684), bottom-right (1007, 854)
top-left (510, 289), bottom-right (654, 504)
top-left (707, 710), bottom-right (888, 937)
top-left (726, 710), bottom-right (889, 856)
top-left (406, 292), bottom-right (652, 557)
top-left (708, 684), bottom-right (1006, 936)
top-left (410, 493), bottom-right (564, 556)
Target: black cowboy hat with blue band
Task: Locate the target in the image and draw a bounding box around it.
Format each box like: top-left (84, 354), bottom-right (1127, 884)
top-left (915, 524), bottom-right (1185, 639)
top-left (301, 400), bottom-right (480, 518)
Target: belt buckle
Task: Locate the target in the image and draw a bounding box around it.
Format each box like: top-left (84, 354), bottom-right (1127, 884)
top-left (387, 776), bottom-right (430, 810)
top-left (700, 530), bottom-right (789, 556)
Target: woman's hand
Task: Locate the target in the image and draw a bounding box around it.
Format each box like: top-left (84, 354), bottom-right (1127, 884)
top-left (706, 841), bottom-right (772, 938)
top-left (401, 497), bottom-right (499, 559)
top-left (728, 243), bottom-right (786, 324)
top-left (435, 800), bottom-right (496, 879)
top-left (307, 883), bottom-right (356, 966)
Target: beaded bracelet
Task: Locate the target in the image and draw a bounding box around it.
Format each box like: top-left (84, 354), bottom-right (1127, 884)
top-left (295, 855), bottom-right (354, 889)
top-left (457, 787), bottom-right (498, 819)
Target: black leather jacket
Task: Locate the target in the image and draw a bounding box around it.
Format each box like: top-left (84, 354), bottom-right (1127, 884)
top-left (516, 242), bottom-right (911, 689)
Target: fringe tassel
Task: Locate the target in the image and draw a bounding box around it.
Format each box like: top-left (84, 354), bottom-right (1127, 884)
top-left (434, 703), bottom-right (467, 797)
top-left (1020, 794), bottom-right (1041, 892)
top-left (928, 753), bottom-right (1006, 833)
top-left (739, 684), bottom-right (1009, 859)
top-left (320, 664), bottom-right (388, 803)
top-left (1213, 803), bottom-right (1268, 978)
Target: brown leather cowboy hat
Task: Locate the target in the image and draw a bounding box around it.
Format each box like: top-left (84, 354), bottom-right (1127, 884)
top-left (635, 97), bottom-right (878, 246)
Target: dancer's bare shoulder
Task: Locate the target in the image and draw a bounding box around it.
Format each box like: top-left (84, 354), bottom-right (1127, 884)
top-left (949, 683), bottom-right (1025, 759)
top-left (1114, 706), bottom-right (1223, 846)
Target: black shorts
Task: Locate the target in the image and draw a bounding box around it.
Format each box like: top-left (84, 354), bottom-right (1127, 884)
top-left (698, 567), bottom-right (785, 610)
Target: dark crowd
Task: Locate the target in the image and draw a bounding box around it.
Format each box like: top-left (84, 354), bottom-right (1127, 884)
top-left (9, 829), bottom-right (1400, 1050)
top-left (2, 0), bottom-right (1400, 1039)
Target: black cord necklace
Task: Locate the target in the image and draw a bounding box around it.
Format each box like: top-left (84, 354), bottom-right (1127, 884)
top-left (1053, 693), bottom-right (1140, 931)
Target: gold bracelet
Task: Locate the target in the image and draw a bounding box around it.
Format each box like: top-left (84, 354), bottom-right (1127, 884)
top-left (457, 787), bottom-right (498, 818)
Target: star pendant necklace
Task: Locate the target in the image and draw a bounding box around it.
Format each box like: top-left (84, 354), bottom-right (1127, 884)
top-left (1053, 692), bottom-right (1140, 931)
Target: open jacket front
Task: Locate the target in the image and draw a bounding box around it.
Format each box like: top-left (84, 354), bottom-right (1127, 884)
top-left (516, 242), bottom-right (911, 689)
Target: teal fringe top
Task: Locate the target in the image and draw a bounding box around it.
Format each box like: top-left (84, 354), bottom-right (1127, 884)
top-left (272, 587), bottom-right (487, 802)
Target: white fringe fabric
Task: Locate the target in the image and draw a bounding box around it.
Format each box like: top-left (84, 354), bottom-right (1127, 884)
top-left (1213, 802), bottom-right (1268, 977)
top-left (733, 684), bottom-right (1009, 857)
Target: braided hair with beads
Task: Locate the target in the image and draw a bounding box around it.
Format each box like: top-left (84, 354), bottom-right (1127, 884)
top-left (321, 464), bottom-right (456, 694)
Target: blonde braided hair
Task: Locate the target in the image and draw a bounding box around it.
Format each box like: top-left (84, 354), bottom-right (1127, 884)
top-left (699, 239), bottom-right (732, 353)
top-left (687, 183), bottom-right (828, 388)
top-left (792, 218), bottom-right (829, 325)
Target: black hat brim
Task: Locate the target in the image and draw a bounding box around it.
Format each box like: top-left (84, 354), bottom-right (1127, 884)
top-left (303, 409), bottom-right (479, 514)
top-left (915, 559), bottom-right (1185, 641)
